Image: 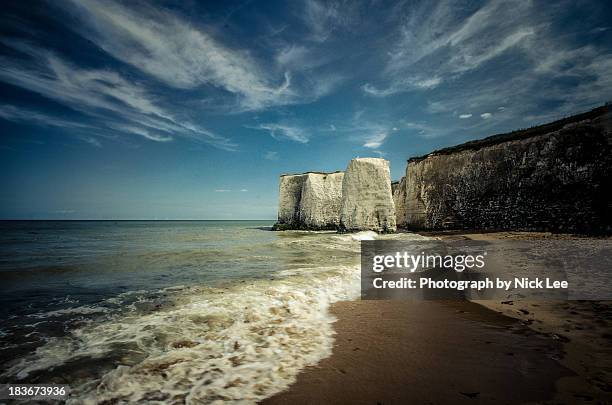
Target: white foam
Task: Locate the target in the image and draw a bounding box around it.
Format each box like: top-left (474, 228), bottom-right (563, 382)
top-left (4, 268), bottom-right (360, 404)
top-left (3, 231), bottom-right (430, 403)
top-left (28, 306), bottom-right (110, 318)
top-left (350, 230), bottom-right (378, 241)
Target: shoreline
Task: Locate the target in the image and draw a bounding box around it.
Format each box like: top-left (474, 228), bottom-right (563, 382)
top-left (263, 232), bottom-right (612, 404)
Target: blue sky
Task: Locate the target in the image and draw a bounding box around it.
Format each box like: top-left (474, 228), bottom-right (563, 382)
top-left (1, 0), bottom-right (611, 219)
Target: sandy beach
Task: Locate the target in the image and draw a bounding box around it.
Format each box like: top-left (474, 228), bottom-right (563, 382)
top-left (263, 232), bottom-right (612, 404)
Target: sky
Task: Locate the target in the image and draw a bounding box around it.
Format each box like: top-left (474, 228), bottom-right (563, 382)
top-left (0, 0), bottom-right (611, 219)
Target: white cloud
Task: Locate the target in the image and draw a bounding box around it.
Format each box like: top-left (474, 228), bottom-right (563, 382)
top-left (480, 112), bottom-right (492, 119)
top-left (214, 189), bottom-right (232, 193)
top-left (0, 41), bottom-right (236, 150)
top-left (240, 189), bottom-right (248, 192)
top-left (362, 76), bottom-right (441, 97)
top-left (54, 210), bottom-right (75, 214)
top-left (398, 121), bottom-right (445, 139)
top-left (276, 45), bottom-right (310, 68)
top-left (366, 0), bottom-right (536, 96)
top-left (107, 123), bottom-right (173, 142)
top-left (264, 151), bottom-right (279, 160)
top-left (301, 0), bottom-right (353, 43)
top-left (61, 0), bottom-right (338, 111)
top-left (459, 114), bottom-right (472, 119)
top-left (408, 1), bottom-right (612, 125)
top-left (251, 123), bottom-right (309, 143)
top-left (0, 104), bottom-right (90, 129)
top-left (363, 132), bottom-right (388, 149)
top-left (77, 136), bottom-right (102, 148)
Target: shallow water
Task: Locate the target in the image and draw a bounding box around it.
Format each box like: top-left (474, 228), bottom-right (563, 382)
top-left (0, 220), bottom-right (426, 403)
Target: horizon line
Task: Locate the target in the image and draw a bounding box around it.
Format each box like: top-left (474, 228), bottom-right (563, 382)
top-left (0, 219), bottom-right (277, 221)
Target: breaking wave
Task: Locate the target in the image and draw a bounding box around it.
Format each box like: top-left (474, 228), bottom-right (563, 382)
top-left (2, 231), bottom-right (385, 404)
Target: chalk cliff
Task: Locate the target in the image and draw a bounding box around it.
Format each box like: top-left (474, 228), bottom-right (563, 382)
top-left (393, 176), bottom-right (407, 228)
top-left (299, 172), bottom-right (345, 229)
top-left (339, 158), bottom-right (396, 232)
top-left (274, 171), bottom-right (344, 230)
top-left (275, 174), bottom-right (307, 229)
top-left (404, 105), bottom-right (612, 234)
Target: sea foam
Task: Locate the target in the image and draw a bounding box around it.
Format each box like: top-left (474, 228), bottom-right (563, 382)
top-left (3, 231), bottom-right (371, 404)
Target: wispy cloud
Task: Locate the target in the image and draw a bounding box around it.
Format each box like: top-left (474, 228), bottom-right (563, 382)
top-left (250, 123), bottom-right (309, 143)
top-left (62, 0), bottom-right (337, 112)
top-left (362, 77), bottom-right (441, 97)
top-left (0, 104), bottom-right (90, 129)
top-left (363, 132), bottom-right (388, 149)
top-left (328, 113), bottom-right (396, 149)
top-left (301, 0), bottom-right (354, 43)
top-left (363, 0), bottom-right (536, 96)
top-left (0, 40), bottom-right (236, 150)
top-left (459, 114), bottom-right (472, 119)
top-left (214, 188), bottom-right (248, 193)
top-left (264, 151), bottom-right (279, 160)
top-left (368, 0), bottom-right (612, 127)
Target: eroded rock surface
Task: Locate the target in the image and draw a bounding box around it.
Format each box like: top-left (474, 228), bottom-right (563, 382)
top-left (404, 106), bottom-right (611, 233)
top-left (274, 172), bottom-right (344, 230)
top-left (393, 176), bottom-right (407, 228)
top-left (275, 174), bottom-right (307, 229)
top-left (339, 158), bottom-right (396, 232)
top-left (299, 172), bottom-right (344, 229)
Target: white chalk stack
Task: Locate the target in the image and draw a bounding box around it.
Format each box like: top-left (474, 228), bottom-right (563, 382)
top-left (275, 172), bottom-right (344, 230)
top-left (277, 174), bottom-right (307, 228)
top-left (299, 172), bottom-right (345, 229)
top-left (339, 158), bottom-right (396, 232)
top-left (274, 158), bottom-right (396, 232)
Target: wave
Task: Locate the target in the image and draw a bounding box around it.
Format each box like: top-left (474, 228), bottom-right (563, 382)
top-left (2, 232), bottom-right (379, 404)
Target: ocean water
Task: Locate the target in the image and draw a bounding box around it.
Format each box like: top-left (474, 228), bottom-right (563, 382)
top-left (0, 221), bottom-right (423, 404)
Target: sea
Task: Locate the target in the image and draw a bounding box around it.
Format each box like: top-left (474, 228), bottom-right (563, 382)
top-left (0, 220), bottom-right (423, 403)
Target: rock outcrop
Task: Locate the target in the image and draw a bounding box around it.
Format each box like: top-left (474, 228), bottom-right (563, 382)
top-left (339, 158), bottom-right (396, 232)
top-left (299, 172), bottom-right (345, 229)
top-left (274, 106), bottom-right (610, 235)
top-left (275, 174), bottom-right (307, 229)
top-left (404, 105), bottom-right (612, 234)
top-left (393, 176), bottom-right (407, 228)
top-left (274, 171), bottom-right (344, 230)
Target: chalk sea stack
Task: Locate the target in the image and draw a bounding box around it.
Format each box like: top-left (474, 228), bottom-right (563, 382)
top-left (339, 158), bottom-right (396, 233)
top-left (273, 158), bottom-right (397, 232)
top-left (275, 173), bottom-right (307, 230)
top-left (299, 172), bottom-right (345, 229)
top-left (273, 171), bottom-right (344, 230)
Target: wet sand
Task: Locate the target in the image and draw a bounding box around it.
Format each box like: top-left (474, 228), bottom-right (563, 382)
top-left (477, 299), bottom-right (612, 402)
top-left (263, 232), bottom-right (612, 404)
top-left (263, 300), bottom-right (572, 404)
top-left (442, 232), bottom-right (612, 403)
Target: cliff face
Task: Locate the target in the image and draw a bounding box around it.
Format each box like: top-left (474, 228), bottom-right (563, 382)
top-left (299, 172), bottom-right (345, 229)
top-left (393, 176), bottom-right (407, 228)
top-left (274, 171), bottom-right (344, 230)
top-left (276, 174), bottom-right (307, 228)
top-left (340, 158), bottom-right (396, 232)
top-left (405, 108), bottom-right (612, 233)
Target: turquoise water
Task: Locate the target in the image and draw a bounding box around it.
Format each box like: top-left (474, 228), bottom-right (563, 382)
top-left (0, 221), bottom-right (400, 403)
